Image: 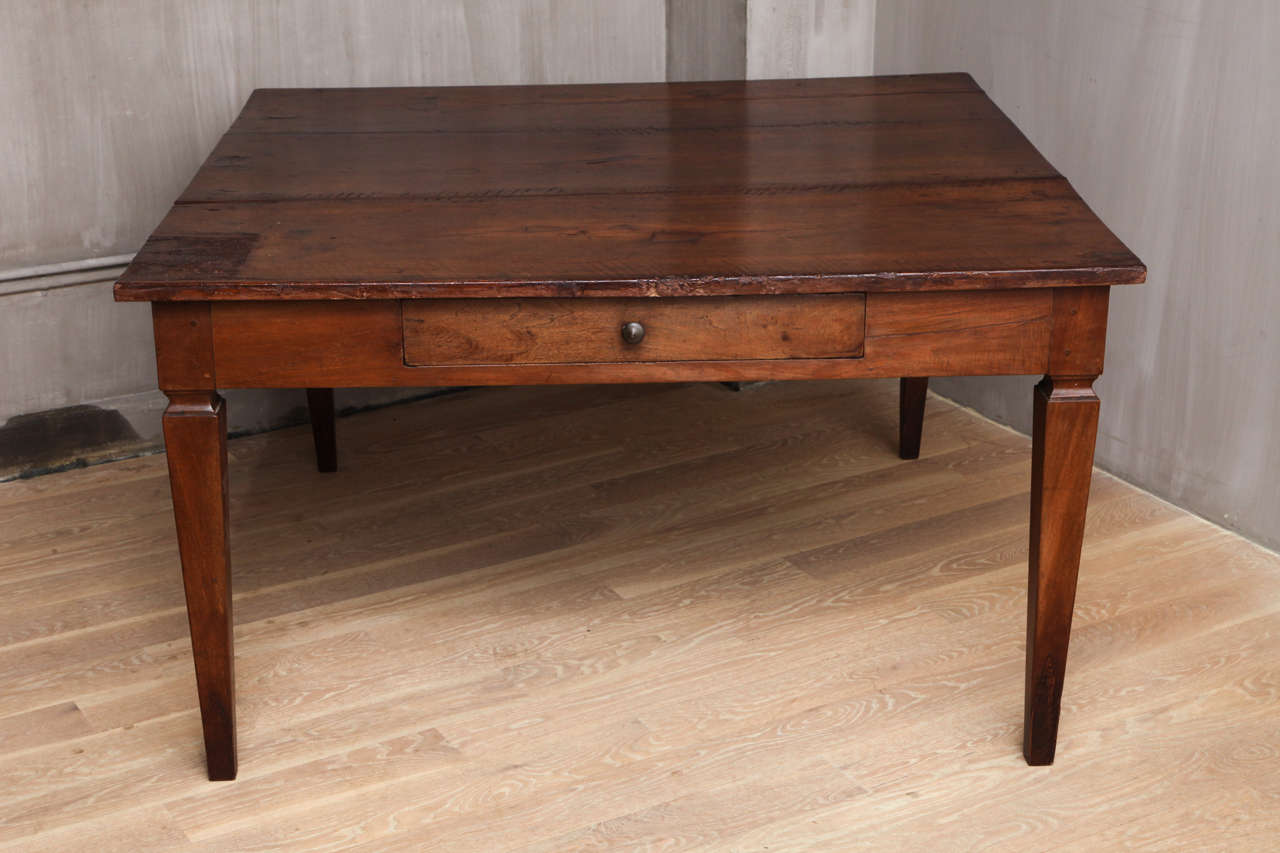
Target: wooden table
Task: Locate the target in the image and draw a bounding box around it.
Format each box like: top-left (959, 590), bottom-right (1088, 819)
top-left (114, 74), bottom-right (1144, 780)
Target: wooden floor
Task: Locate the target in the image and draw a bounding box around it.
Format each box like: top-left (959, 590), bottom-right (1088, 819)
top-left (2, 379), bottom-right (1278, 851)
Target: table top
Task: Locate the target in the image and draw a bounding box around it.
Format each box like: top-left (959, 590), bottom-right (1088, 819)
top-left (114, 74), bottom-right (1144, 302)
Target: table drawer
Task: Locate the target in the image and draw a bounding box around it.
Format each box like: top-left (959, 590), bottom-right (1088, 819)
top-left (402, 295), bottom-right (865, 366)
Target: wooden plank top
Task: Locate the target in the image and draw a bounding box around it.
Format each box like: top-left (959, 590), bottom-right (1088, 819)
top-left (115, 74), bottom-right (1145, 301)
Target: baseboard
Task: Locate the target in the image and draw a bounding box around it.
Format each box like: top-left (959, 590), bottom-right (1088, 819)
top-left (0, 387), bottom-right (454, 482)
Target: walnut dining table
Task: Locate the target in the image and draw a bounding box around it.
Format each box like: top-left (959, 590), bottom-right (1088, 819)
top-left (114, 74), bottom-right (1145, 780)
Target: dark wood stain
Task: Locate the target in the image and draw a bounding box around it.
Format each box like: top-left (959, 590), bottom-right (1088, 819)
top-left (402, 295), bottom-right (866, 366)
top-left (898, 378), bottom-right (928, 460)
top-left (1025, 375), bottom-right (1101, 765)
top-left (117, 77), bottom-right (1143, 302)
top-left (162, 391), bottom-right (236, 780)
top-left (123, 234), bottom-right (258, 282)
top-left (113, 75), bottom-right (1144, 779)
top-left (306, 388), bottom-right (338, 473)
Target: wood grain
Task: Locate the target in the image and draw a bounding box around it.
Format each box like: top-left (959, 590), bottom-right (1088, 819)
top-left (402, 295), bottom-right (866, 365)
top-left (115, 183), bottom-right (1144, 301)
top-left (304, 389), bottom-right (337, 473)
top-left (1025, 375), bottom-right (1101, 764)
top-left (207, 290), bottom-right (1056, 387)
top-left (1, 380), bottom-right (1276, 849)
top-left (161, 391), bottom-right (235, 780)
top-left (1049, 286), bottom-right (1110, 376)
top-left (898, 377), bottom-right (928, 459)
top-left (114, 77), bottom-right (1144, 302)
top-left (226, 75), bottom-right (981, 134)
top-left (152, 303), bottom-right (215, 390)
top-left (180, 119), bottom-right (1057, 203)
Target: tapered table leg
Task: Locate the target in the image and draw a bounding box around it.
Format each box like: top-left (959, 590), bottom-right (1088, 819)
top-left (306, 388), bottom-right (338, 473)
top-left (163, 391), bottom-right (237, 780)
top-left (1024, 375), bottom-right (1099, 765)
top-left (899, 377), bottom-right (928, 459)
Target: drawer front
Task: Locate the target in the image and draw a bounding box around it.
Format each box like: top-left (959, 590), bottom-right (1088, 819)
top-left (402, 295), bottom-right (865, 366)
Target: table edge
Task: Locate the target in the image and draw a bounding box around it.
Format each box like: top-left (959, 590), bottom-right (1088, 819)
top-left (113, 267), bottom-right (1147, 302)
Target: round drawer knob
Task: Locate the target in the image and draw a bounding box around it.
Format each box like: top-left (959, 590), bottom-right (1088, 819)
top-left (620, 321), bottom-right (646, 345)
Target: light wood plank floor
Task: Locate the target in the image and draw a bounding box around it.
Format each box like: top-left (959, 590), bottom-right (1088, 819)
top-left (2, 379), bottom-right (1278, 851)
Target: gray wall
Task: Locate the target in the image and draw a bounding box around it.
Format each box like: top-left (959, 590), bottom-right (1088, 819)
top-left (0, 0), bottom-right (667, 474)
top-left (875, 0), bottom-right (1280, 550)
top-left (747, 0), bottom-right (874, 78)
top-left (667, 0), bottom-right (748, 81)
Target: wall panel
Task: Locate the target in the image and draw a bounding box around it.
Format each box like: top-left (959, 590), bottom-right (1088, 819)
top-left (875, 0), bottom-right (1280, 549)
top-left (667, 0), bottom-right (748, 81)
top-left (0, 0), bottom-right (665, 475)
top-left (0, 0), bottom-right (665, 272)
top-left (747, 0), bottom-right (874, 79)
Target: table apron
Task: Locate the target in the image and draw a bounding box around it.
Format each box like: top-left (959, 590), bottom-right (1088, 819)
top-left (152, 287), bottom-right (1109, 389)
